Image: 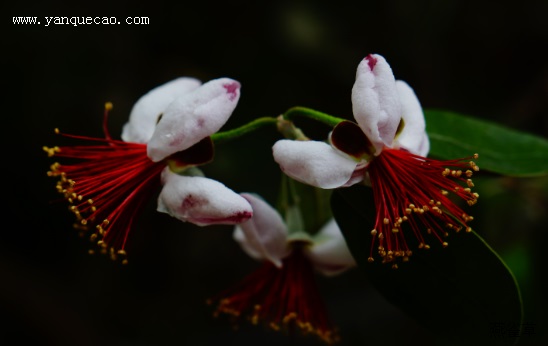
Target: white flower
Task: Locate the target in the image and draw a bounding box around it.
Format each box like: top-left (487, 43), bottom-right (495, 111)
top-left (209, 193), bottom-right (354, 343)
top-left (45, 77), bottom-right (252, 260)
top-left (272, 54), bottom-right (479, 266)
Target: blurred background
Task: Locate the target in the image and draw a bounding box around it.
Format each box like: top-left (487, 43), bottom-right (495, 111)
top-left (4, 0), bottom-right (548, 345)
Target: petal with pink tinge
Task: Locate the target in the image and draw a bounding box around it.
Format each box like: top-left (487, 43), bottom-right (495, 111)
top-left (352, 54), bottom-right (401, 154)
top-left (233, 193), bottom-right (289, 268)
top-left (147, 78), bottom-right (241, 162)
top-left (157, 169), bottom-right (252, 226)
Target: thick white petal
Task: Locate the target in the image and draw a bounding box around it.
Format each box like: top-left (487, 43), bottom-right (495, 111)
top-left (352, 54), bottom-right (401, 154)
top-left (147, 78), bottom-right (241, 162)
top-left (157, 169), bottom-right (252, 226)
top-left (121, 77), bottom-right (202, 143)
top-left (232, 193), bottom-right (289, 267)
top-left (394, 80), bottom-right (428, 155)
top-left (305, 218), bottom-right (356, 276)
top-left (272, 140), bottom-right (358, 189)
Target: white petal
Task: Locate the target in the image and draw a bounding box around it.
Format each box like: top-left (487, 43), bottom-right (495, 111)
top-left (416, 132), bottom-right (430, 157)
top-left (394, 80), bottom-right (428, 155)
top-left (157, 169), bottom-right (252, 226)
top-left (232, 193), bottom-right (289, 267)
top-left (233, 226), bottom-right (264, 261)
top-left (272, 140), bottom-right (358, 189)
top-left (306, 218), bottom-right (356, 276)
top-left (352, 54), bottom-right (401, 154)
top-left (147, 78), bottom-right (241, 162)
top-left (121, 77), bottom-right (202, 143)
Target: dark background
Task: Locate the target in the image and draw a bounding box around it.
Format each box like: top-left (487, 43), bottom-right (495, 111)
top-left (4, 0), bottom-right (548, 345)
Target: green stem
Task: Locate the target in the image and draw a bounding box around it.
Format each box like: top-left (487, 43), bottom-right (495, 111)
top-left (211, 116), bottom-right (278, 143)
top-left (283, 106), bottom-right (346, 127)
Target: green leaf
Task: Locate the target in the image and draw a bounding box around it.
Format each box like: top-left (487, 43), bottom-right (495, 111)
top-left (331, 185), bottom-right (523, 345)
top-left (424, 109), bottom-right (548, 177)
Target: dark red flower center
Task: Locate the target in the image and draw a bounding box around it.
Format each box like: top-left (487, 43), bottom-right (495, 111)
top-left (366, 148), bottom-right (479, 268)
top-left (44, 103), bottom-right (215, 262)
top-left (45, 131), bottom-right (164, 263)
top-left (207, 243), bottom-right (339, 344)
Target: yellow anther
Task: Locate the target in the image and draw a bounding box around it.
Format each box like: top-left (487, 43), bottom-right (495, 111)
top-left (442, 242), bottom-right (449, 248)
top-left (283, 312), bottom-right (297, 324)
top-left (392, 228), bottom-right (399, 233)
top-left (105, 102), bottom-right (113, 111)
top-left (367, 257), bottom-right (374, 263)
top-left (383, 218), bottom-right (390, 225)
top-left (371, 229), bottom-right (377, 236)
top-left (473, 153), bottom-right (479, 159)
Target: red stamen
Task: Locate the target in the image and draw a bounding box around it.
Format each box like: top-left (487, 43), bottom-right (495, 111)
top-left (366, 148), bottom-right (479, 267)
top-left (44, 105), bottom-right (165, 263)
top-left (208, 243), bottom-right (339, 344)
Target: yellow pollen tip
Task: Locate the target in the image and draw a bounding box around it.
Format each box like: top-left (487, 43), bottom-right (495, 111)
top-left (54, 128), bottom-right (60, 134)
top-left (383, 218), bottom-right (390, 225)
top-left (104, 102), bottom-right (113, 111)
top-left (370, 229), bottom-right (377, 236)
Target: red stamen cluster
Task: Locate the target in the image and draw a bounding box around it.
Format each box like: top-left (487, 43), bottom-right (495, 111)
top-left (366, 148), bottom-right (480, 268)
top-left (208, 243), bottom-right (339, 344)
top-left (43, 105), bottom-right (165, 263)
